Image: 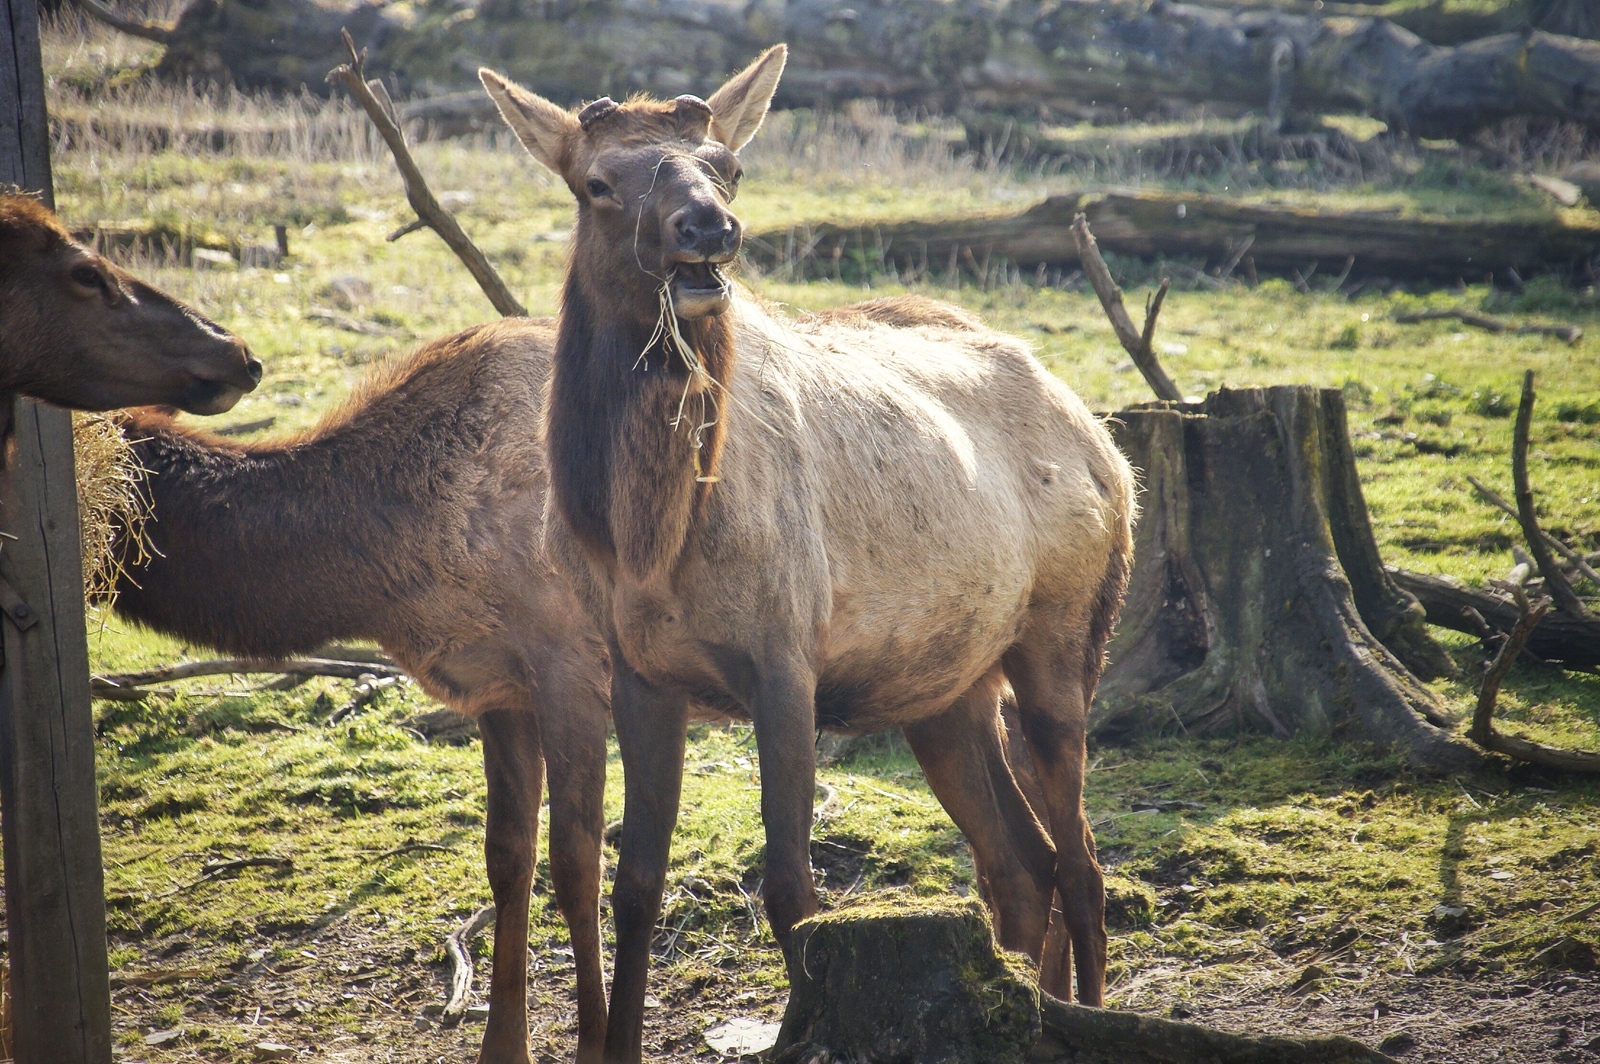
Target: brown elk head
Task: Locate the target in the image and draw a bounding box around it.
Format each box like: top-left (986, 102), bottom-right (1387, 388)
top-left (0, 193), bottom-right (262, 415)
top-left (480, 46), bottom-right (786, 326)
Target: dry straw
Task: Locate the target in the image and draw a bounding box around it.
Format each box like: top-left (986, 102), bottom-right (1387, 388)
top-left (73, 412), bottom-right (149, 606)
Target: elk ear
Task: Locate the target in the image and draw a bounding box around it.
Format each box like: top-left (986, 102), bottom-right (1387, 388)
top-left (707, 44), bottom-right (786, 152)
top-left (479, 68), bottom-right (578, 174)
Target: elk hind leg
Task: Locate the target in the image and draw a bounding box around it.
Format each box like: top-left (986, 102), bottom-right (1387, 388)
top-left (1003, 629), bottom-right (1106, 1006)
top-left (902, 670), bottom-right (1055, 961)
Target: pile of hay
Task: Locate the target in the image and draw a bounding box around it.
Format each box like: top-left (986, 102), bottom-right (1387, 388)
top-left (72, 413), bottom-right (149, 606)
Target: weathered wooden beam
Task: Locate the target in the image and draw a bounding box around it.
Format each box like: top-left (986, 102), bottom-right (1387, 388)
top-left (0, 0), bottom-right (114, 1060)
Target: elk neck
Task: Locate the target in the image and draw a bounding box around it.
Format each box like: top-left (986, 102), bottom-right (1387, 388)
top-left (547, 264), bottom-right (736, 585)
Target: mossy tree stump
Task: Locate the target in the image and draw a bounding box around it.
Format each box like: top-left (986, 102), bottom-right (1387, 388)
top-left (773, 900), bottom-right (1041, 1064)
top-left (773, 901), bottom-right (1396, 1064)
top-left (1092, 386), bottom-right (1475, 772)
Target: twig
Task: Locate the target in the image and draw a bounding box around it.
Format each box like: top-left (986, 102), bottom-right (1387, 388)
top-left (1068, 214), bottom-right (1182, 402)
top-left (92, 657), bottom-right (405, 700)
top-left (326, 30), bottom-right (526, 318)
top-left (1513, 372), bottom-right (1590, 618)
top-left (441, 905), bottom-right (496, 1027)
top-left (1464, 474), bottom-right (1600, 591)
top-left (159, 856), bottom-right (293, 897)
top-left (375, 842), bottom-right (455, 860)
top-left (1467, 582), bottom-right (1600, 774)
top-left (1214, 234), bottom-right (1253, 282)
top-left (70, 0), bottom-right (174, 43)
top-left (1392, 307), bottom-right (1581, 345)
top-left (326, 675), bottom-right (400, 725)
top-left (1485, 899), bottom-right (1600, 954)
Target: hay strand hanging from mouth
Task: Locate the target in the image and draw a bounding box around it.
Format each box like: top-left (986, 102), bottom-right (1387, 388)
top-left (73, 412), bottom-right (150, 608)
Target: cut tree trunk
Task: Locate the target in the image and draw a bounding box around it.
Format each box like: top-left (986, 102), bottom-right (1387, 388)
top-left (1090, 386), bottom-right (1476, 772)
top-left (130, 0), bottom-right (1600, 138)
top-left (744, 189), bottom-right (1600, 284)
top-left (772, 900), bottom-right (1396, 1064)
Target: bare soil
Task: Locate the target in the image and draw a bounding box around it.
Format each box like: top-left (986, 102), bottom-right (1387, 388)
top-left (105, 916), bottom-right (1598, 1063)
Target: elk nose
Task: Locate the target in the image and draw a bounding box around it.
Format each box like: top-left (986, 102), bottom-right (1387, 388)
top-left (245, 357), bottom-right (264, 386)
top-left (670, 205), bottom-right (740, 260)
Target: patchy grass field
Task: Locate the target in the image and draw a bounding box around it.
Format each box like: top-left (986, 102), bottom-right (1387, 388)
top-left (23, 12), bottom-right (1600, 1064)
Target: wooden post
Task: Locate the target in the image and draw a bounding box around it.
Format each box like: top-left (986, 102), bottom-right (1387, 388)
top-left (0, 1), bottom-right (115, 1062)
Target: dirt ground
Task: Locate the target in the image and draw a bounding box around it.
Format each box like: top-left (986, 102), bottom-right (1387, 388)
top-left (105, 913), bottom-right (1598, 1064)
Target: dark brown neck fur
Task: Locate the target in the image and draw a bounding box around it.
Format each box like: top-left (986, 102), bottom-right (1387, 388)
top-left (547, 269), bottom-right (735, 583)
top-left (114, 322), bottom-right (542, 657)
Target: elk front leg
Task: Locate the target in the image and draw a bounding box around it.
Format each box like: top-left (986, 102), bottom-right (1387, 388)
top-left (751, 664), bottom-right (820, 951)
top-left (538, 652), bottom-right (611, 1064)
top-left (603, 655), bottom-right (689, 1064)
top-left (477, 709), bottom-right (545, 1064)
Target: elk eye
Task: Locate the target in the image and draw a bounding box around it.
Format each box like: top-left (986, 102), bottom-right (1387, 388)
top-left (586, 178), bottom-right (612, 200)
top-left (72, 265), bottom-right (108, 292)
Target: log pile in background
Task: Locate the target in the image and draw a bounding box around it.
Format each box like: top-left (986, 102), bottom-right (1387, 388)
top-left (79, 0), bottom-right (1600, 140)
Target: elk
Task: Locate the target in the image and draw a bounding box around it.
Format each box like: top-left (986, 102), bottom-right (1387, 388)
top-left (0, 192), bottom-right (261, 417)
top-left (481, 44), bottom-right (1136, 1062)
top-left (112, 318), bottom-right (613, 1064)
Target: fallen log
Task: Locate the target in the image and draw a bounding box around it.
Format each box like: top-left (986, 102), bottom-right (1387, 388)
top-left (87, 0), bottom-right (1600, 138)
top-left (744, 189), bottom-right (1600, 284)
top-left (1389, 569), bottom-right (1600, 670)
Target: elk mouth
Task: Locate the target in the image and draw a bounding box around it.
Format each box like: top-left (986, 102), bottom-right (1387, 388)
top-left (669, 260), bottom-right (731, 317)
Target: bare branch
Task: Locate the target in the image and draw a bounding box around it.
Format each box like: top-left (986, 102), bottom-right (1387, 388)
top-left (326, 29), bottom-right (526, 318)
top-left (1464, 474), bottom-right (1600, 591)
top-left (1513, 371), bottom-right (1590, 618)
top-left (1068, 214), bottom-right (1182, 403)
top-left (1392, 307), bottom-right (1581, 345)
top-left (1467, 583), bottom-right (1600, 774)
top-left (159, 856), bottom-right (294, 898)
top-left (71, 0), bottom-right (174, 44)
top-left (92, 656), bottom-right (405, 700)
top-left (441, 905), bottom-right (496, 1027)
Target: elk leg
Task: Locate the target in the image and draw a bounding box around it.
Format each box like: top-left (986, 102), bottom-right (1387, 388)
top-left (903, 674), bottom-right (1055, 961)
top-left (538, 654), bottom-right (611, 1064)
top-left (603, 654), bottom-right (689, 1064)
top-left (998, 698), bottom-right (1073, 998)
top-left (750, 664), bottom-right (820, 950)
top-left (477, 708), bottom-right (545, 1064)
top-left (1003, 633), bottom-right (1106, 1006)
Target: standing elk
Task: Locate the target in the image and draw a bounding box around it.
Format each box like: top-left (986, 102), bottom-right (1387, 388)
top-left (112, 319), bottom-right (614, 1064)
top-left (481, 43), bottom-right (1135, 1062)
top-left (0, 192), bottom-right (261, 416)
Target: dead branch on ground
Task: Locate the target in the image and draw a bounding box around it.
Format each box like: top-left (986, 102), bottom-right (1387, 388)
top-left (1466, 583), bottom-right (1600, 773)
top-left (92, 657), bottom-right (405, 701)
top-left (1513, 371), bottom-right (1591, 618)
top-left (159, 856), bottom-right (294, 898)
top-left (374, 842), bottom-right (456, 860)
top-left (326, 674), bottom-right (401, 725)
top-left (1391, 568), bottom-right (1600, 670)
top-left (1464, 474), bottom-right (1600, 591)
top-left (1068, 214), bottom-right (1181, 402)
top-left (326, 30), bottom-right (526, 318)
top-left (1392, 307), bottom-right (1582, 345)
top-left (441, 905), bottom-right (496, 1027)
top-left (71, 0), bottom-right (174, 43)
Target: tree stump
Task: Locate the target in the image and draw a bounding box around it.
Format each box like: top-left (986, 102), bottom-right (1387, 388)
top-left (772, 900), bottom-right (1397, 1064)
top-left (1092, 386), bottom-right (1475, 772)
top-left (773, 899), bottom-right (1041, 1064)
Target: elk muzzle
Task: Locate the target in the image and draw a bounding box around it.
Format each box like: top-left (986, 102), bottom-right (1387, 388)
top-left (664, 201), bottom-right (741, 318)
